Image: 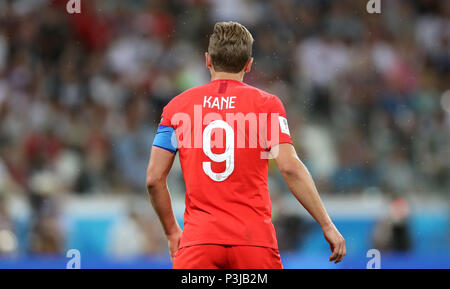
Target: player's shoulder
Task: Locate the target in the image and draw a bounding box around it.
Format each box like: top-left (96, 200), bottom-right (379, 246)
top-left (164, 83), bottom-right (210, 108)
top-left (164, 81), bottom-right (284, 110)
top-left (239, 82), bottom-right (284, 108)
top-left (162, 86), bottom-right (199, 114)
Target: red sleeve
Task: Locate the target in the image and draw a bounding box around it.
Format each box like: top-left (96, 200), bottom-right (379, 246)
top-left (159, 97), bottom-right (178, 128)
top-left (160, 106), bottom-right (173, 127)
top-left (266, 95), bottom-right (293, 150)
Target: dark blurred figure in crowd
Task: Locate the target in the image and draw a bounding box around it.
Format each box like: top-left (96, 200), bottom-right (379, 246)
top-left (373, 197), bottom-right (412, 252)
top-left (28, 202), bottom-right (64, 254)
top-left (0, 194), bottom-right (18, 255)
top-left (27, 184), bottom-right (64, 254)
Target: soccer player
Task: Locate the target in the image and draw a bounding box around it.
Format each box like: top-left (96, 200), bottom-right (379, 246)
top-left (146, 22), bottom-right (345, 269)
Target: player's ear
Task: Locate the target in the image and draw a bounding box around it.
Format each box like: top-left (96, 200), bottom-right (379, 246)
top-left (205, 52), bottom-right (212, 69)
top-left (244, 57), bottom-right (253, 73)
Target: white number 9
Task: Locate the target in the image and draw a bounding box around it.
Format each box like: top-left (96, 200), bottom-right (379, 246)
top-left (202, 120), bottom-right (234, 182)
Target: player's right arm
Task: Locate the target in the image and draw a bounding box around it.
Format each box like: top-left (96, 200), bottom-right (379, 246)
top-left (146, 146), bottom-right (182, 263)
top-left (272, 143), bottom-right (346, 264)
top-left (146, 99), bottom-right (182, 263)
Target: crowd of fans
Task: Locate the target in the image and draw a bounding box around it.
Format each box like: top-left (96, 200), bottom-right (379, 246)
top-left (0, 0), bottom-right (448, 255)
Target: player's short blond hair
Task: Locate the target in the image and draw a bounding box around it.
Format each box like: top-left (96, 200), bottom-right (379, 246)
top-left (208, 21), bottom-right (254, 73)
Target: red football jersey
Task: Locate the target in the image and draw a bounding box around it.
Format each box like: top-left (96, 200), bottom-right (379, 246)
top-left (160, 79), bottom-right (292, 249)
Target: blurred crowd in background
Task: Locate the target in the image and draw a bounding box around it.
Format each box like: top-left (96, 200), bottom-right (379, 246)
top-left (0, 0), bottom-right (449, 258)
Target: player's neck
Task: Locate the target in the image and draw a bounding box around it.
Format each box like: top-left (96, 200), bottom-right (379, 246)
top-left (211, 71), bottom-right (244, 82)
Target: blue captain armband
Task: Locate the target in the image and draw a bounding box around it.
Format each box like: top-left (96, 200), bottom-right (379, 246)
top-left (152, 125), bottom-right (177, 153)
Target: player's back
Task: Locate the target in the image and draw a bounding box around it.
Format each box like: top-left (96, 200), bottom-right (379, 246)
top-left (160, 79), bottom-right (292, 249)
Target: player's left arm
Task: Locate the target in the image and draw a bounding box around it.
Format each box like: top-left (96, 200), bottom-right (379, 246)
top-left (146, 146), bottom-right (181, 262)
top-left (268, 95), bottom-right (345, 264)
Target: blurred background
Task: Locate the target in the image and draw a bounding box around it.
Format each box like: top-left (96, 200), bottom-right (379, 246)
top-left (0, 0), bottom-right (449, 268)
